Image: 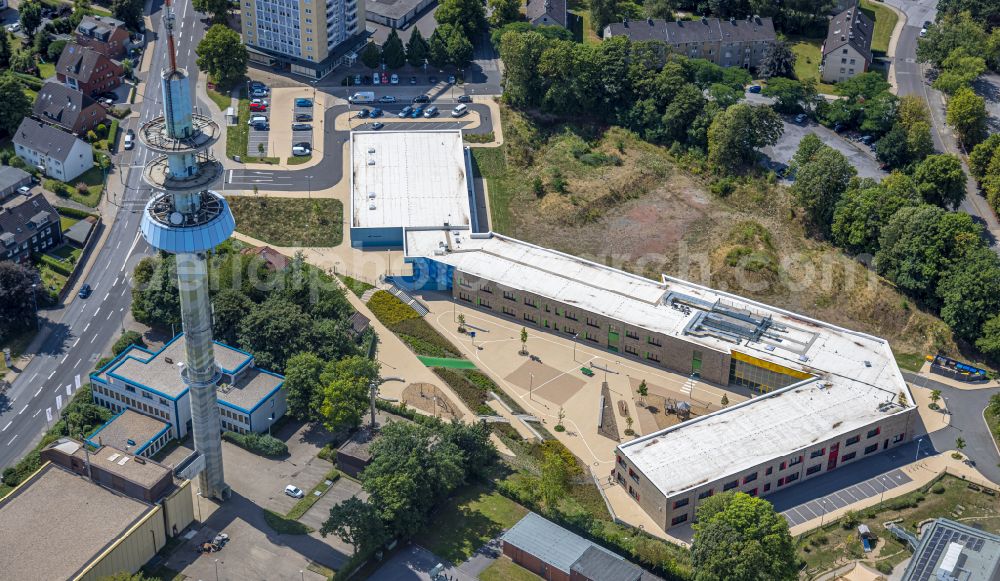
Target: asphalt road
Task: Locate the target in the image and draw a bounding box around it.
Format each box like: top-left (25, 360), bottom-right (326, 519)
top-left (224, 102), bottom-right (495, 191)
top-left (0, 0), bottom-right (210, 470)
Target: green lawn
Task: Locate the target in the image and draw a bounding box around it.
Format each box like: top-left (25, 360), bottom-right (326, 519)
top-left (49, 166), bottom-right (106, 207)
top-left (262, 509), bottom-right (314, 535)
top-left (987, 407), bottom-right (999, 455)
top-left (338, 274), bottom-right (375, 297)
top-left (798, 475), bottom-right (1000, 577)
top-left (421, 484), bottom-right (528, 563)
top-left (37, 61), bottom-right (55, 79)
top-left (286, 154), bottom-right (312, 165)
top-left (479, 557), bottom-right (541, 581)
top-left (207, 87), bottom-right (232, 112)
top-left (861, 0), bottom-right (898, 55)
top-left (59, 215), bottom-right (80, 232)
top-left (227, 196), bottom-right (343, 247)
top-left (0, 327), bottom-right (37, 373)
top-left (893, 351), bottom-right (926, 373)
top-left (417, 356), bottom-right (476, 369)
top-left (226, 96), bottom-right (250, 159)
top-left (471, 148), bottom-right (515, 234)
top-left (790, 38), bottom-right (838, 95)
top-left (49, 245), bottom-right (82, 263)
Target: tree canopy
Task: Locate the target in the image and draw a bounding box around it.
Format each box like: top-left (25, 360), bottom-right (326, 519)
top-left (0, 74), bottom-right (33, 137)
top-left (0, 261), bottom-right (42, 341)
top-left (192, 0), bottom-right (230, 23)
top-left (381, 29), bottom-right (406, 69)
top-left (691, 492), bottom-right (798, 581)
top-left (791, 138), bottom-right (856, 235)
top-left (196, 24), bottom-right (248, 88)
top-left (912, 154), bottom-right (967, 209)
top-left (707, 104), bottom-right (783, 174)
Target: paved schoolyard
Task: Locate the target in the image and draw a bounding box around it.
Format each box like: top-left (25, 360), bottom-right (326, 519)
top-left (780, 469), bottom-right (913, 527)
top-left (505, 359), bottom-right (586, 406)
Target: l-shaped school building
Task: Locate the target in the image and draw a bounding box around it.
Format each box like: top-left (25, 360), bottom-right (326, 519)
top-left (351, 130), bottom-right (917, 533)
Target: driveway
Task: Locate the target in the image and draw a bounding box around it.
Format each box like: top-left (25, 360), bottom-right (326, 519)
top-left (762, 120), bottom-right (886, 180)
top-left (368, 544), bottom-right (477, 581)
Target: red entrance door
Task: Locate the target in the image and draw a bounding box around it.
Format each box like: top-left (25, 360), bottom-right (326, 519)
top-left (827, 443), bottom-right (840, 471)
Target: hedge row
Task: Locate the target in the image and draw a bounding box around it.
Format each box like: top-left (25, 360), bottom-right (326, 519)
top-left (222, 431), bottom-right (288, 457)
top-left (366, 290), bottom-right (420, 325)
top-left (38, 254), bottom-right (72, 276)
top-left (56, 206), bottom-right (97, 220)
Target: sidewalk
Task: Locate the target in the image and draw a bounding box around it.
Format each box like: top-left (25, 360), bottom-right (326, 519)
top-left (883, 2), bottom-right (906, 93)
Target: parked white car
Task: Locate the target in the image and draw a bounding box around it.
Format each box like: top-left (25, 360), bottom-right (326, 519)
top-left (291, 145), bottom-right (311, 156)
top-left (285, 485), bottom-right (304, 498)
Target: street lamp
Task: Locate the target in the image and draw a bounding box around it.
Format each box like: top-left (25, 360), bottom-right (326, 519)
top-left (572, 334), bottom-right (579, 362)
top-left (819, 498), bottom-right (829, 526)
top-left (307, 174), bottom-right (313, 199)
top-left (30, 283), bottom-right (39, 330)
top-left (529, 373), bottom-right (534, 401)
top-left (915, 437), bottom-right (923, 461)
top-left (214, 558), bottom-right (220, 581)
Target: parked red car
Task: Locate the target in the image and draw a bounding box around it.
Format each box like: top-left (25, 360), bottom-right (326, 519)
top-left (381, 72), bottom-right (389, 84)
top-left (249, 103), bottom-right (268, 112)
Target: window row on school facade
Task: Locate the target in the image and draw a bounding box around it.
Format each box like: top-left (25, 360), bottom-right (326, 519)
top-left (455, 273), bottom-right (807, 393)
top-left (613, 409), bottom-right (912, 530)
top-left (93, 383), bottom-right (173, 424)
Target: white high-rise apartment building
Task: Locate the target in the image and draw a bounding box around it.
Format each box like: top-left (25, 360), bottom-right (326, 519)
top-left (243, 0), bottom-right (366, 78)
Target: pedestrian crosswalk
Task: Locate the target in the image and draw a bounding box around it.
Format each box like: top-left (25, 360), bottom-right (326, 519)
top-left (681, 375), bottom-right (697, 395)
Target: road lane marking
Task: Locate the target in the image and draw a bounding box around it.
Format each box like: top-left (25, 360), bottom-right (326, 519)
top-left (94, 308), bottom-right (100, 317)
top-left (84, 323), bottom-right (90, 332)
top-left (121, 287), bottom-right (128, 296)
top-left (47, 371), bottom-right (55, 379)
top-left (61, 353), bottom-right (69, 364)
top-left (8, 435), bottom-right (17, 445)
top-left (19, 405), bottom-right (28, 415)
top-left (32, 410), bottom-right (39, 418)
top-left (104, 292), bottom-right (110, 301)
top-left (107, 312), bottom-right (113, 320)
top-left (91, 335), bottom-right (98, 343)
top-left (2, 422), bottom-right (11, 432)
top-left (71, 337), bottom-right (79, 347)
top-left (121, 231), bottom-right (142, 271)
top-left (76, 359), bottom-right (82, 368)
top-left (34, 388), bottom-right (41, 397)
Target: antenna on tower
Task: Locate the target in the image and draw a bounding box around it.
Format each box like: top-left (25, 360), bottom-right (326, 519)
top-left (164, 0), bottom-right (178, 73)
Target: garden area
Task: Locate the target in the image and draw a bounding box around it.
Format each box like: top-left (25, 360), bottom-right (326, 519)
top-left (227, 196), bottom-right (343, 247)
top-left (45, 166), bottom-right (106, 208)
top-left (860, 0), bottom-right (898, 55)
top-left (796, 474), bottom-right (1000, 577)
top-left (420, 483), bottom-right (527, 563)
top-left (337, 274), bottom-right (374, 298)
top-left (789, 38), bottom-right (837, 94)
top-left (365, 290), bottom-right (523, 416)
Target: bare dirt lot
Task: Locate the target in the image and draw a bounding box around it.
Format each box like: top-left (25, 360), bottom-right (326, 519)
top-left (477, 110), bottom-right (956, 359)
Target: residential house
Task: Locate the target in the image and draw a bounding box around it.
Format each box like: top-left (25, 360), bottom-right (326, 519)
top-left (603, 15), bottom-right (776, 69)
top-left (241, 244), bottom-right (289, 271)
top-left (33, 81), bottom-right (108, 136)
top-left (821, 7), bottom-right (873, 83)
top-left (75, 15), bottom-right (131, 60)
top-left (0, 193), bottom-right (63, 265)
top-left (13, 119), bottom-right (95, 182)
top-left (526, 0), bottom-right (567, 28)
top-left (56, 43), bottom-right (124, 96)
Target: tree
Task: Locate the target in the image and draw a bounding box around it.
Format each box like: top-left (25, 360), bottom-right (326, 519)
top-left (758, 40), bottom-right (796, 79)
top-left (707, 104), bottom-right (783, 174)
top-left (0, 261), bottom-right (41, 340)
top-left (19, 0), bottom-right (42, 37)
top-left (193, 0), bottom-right (230, 23)
top-left (9, 50), bottom-right (35, 75)
top-left (210, 288), bottom-right (253, 345)
top-left (362, 422), bottom-right (466, 538)
top-left (836, 72), bottom-right (891, 101)
top-left (708, 83), bottom-right (741, 109)
top-left (428, 27), bottom-right (450, 68)
top-left (933, 47), bottom-right (986, 94)
top-left (131, 256), bottom-right (182, 330)
top-left (0, 74), bottom-right (33, 136)
top-left (111, 0), bottom-right (143, 29)
top-left (877, 124), bottom-right (915, 170)
top-left (489, 0), bottom-right (521, 27)
top-left (637, 380), bottom-right (648, 405)
top-left (320, 497), bottom-right (387, 556)
top-left (360, 43), bottom-right (381, 69)
top-left (691, 492), bottom-right (798, 581)
top-left (791, 143), bottom-right (856, 235)
top-left (282, 352), bottom-right (326, 421)
top-left (930, 389), bottom-right (942, 405)
top-left (875, 205), bottom-right (982, 301)
top-left (831, 173), bottom-right (920, 254)
top-left (946, 87), bottom-right (987, 147)
top-left (539, 445), bottom-right (570, 508)
top-left (956, 437), bottom-right (966, 452)
top-left (196, 24), bottom-right (248, 88)
top-left (47, 39), bottom-right (68, 62)
top-left (988, 393), bottom-right (1000, 418)
top-left (440, 419), bottom-right (496, 478)
top-left (112, 330), bottom-right (146, 356)
top-left (0, 30), bottom-right (9, 70)
top-left (520, 327), bottom-right (528, 354)
top-left (237, 297), bottom-right (313, 372)
top-left (976, 315), bottom-right (1000, 358)
top-left (445, 25), bottom-right (474, 68)
top-left (937, 241), bottom-right (1000, 341)
top-left (913, 154), bottom-right (967, 209)
top-left (381, 28), bottom-right (406, 69)
top-left (763, 77), bottom-right (815, 114)
top-left (405, 28), bottom-right (429, 68)
top-left (435, 0), bottom-right (486, 39)
top-left (906, 121), bottom-right (935, 164)
top-left (321, 355), bottom-right (380, 430)
top-left (556, 407), bottom-right (566, 431)
top-left (916, 11), bottom-right (988, 69)
top-left (721, 393), bottom-right (729, 406)
top-left (969, 133), bottom-right (1000, 180)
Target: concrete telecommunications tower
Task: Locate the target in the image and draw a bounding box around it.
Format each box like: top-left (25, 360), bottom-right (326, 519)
top-left (138, 0), bottom-right (231, 499)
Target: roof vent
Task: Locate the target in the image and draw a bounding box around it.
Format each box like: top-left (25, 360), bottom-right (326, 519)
top-left (798, 355), bottom-right (809, 362)
top-left (368, 191), bottom-right (376, 199)
top-left (369, 202), bottom-right (376, 210)
top-left (864, 360), bottom-right (872, 368)
top-left (367, 147), bottom-right (375, 153)
top-left (164, 357), bottom-right (173, 364)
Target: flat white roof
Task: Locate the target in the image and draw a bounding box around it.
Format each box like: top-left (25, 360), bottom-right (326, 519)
top-left (351, 130), bottom-right (471, 230)
top-left (425, 233), bottom-right (913, 497)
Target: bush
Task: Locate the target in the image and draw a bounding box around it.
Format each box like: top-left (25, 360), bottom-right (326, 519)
top-left (433, 367), bottom-right (489, 411)
top-left (875, 560), bottom-right (894, 574)
top-left (223, 431), bottom-right (288, 457)
top-left (391, 317), bottom-right (463, 359)
top-left (931, 483), bottom-right (946, 494)
top-left (86, 130), bottom-right (98, 143)
top-left (366, 290), bottom-right (419, 325)
top-left (75, 182), bottom-right (89, 195)
top-left (56, 206), bottom-right (96, 220)
top-left (710, 177), bottom-right (737, 197)
top-left (112, 330), bottom-right (146, 356)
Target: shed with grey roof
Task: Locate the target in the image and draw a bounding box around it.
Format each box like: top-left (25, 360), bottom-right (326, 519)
top-left (0, 166), bottom-right (32, 200)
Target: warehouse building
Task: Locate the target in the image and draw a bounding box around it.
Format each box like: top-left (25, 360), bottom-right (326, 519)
top-left (349, 130), bottom-right (480, 249)
top-left (394, 232), bottom-right (915, 532)
top-left (0, 439), bottom-right (194, 580)
top-left (90, 333), bottom-right (287, 439)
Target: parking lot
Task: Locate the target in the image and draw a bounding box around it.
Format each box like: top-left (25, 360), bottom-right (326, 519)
top-left (780, 469), bottom-right (913, 527)
top-left (763, 118), bottom-right (886, 180)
